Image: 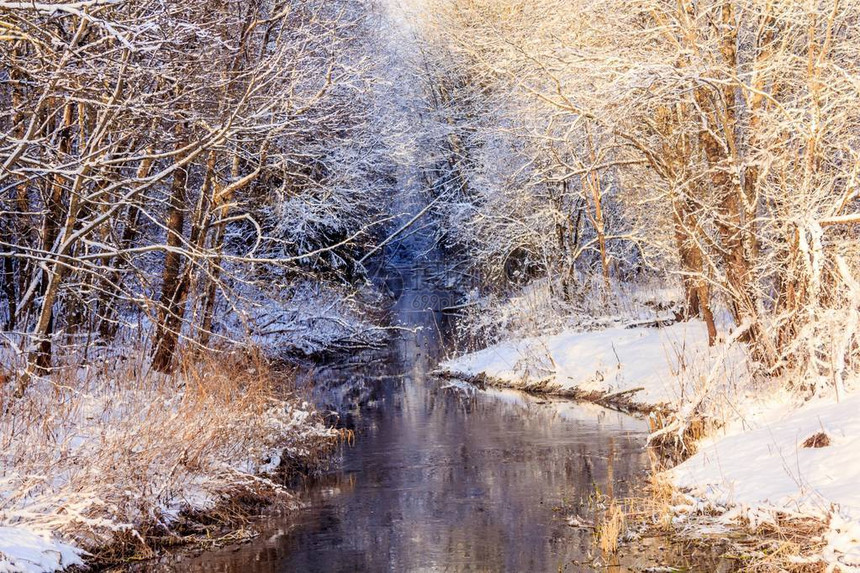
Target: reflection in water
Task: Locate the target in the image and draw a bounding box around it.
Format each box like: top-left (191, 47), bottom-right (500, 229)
top-left (157, 335), bottom-right (644, 570)
top-left (142, 253), bottom-right (727, 572)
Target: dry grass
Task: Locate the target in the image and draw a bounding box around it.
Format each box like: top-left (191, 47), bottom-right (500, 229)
top-left (0, 343), bottom-right (338, 564)
top-left (640, 460), bottom-right (678, 532)
top-left (801, 431), bottom-right (831, 449)
top-left (647, 408), bottom-right (713, 465)
top-left (596, 499), bottom-right (626, 555)
top-left (738, 515), bottom-right (829, 573)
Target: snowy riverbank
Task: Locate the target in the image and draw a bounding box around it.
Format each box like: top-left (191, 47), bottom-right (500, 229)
top-left (440, 321), bottom-right (860, 570)
top-left (440, 319), bottom-right (748, 412)
top-left (0, 349), bottom-right (338, 572)
top-left (671, 392), bottom-right (860, 571)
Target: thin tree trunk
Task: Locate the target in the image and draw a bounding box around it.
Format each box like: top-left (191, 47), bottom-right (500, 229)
top-left (2, 256), bottom-right (16, 331)
top-left (31, 101), bottom-right (75, 375)
top-left (584, 128), bottom-right (610, 292)
top-left (97, 143), bottom-right (155, 340)
top-left (151, 131), bottom-right (191, 373)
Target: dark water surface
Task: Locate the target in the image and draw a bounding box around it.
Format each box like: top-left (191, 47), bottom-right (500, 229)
top-left (141, 253), bottom-right (726, 572)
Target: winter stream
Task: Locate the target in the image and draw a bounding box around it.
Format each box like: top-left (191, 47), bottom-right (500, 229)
top-left (141, 238), bottom-right (725, 572)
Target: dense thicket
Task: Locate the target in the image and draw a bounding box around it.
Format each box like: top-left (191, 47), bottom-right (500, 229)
top-left (0, 0), bottom-right (392, 388)
top-left (421, 0), bottom-right (860, 389)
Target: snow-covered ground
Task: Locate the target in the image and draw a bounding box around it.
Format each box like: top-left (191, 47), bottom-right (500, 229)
top-left (441, 319), bottom-right (860, 570)
top-left (671, 390), bottom-right (860, 571)
top-left (440, 319), bottom-right (746, 410)
top-left (0, 528), bottom-right (83, 573)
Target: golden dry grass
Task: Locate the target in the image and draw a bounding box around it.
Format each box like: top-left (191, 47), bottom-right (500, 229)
top-left (596, 499), bottom-right (626, 555)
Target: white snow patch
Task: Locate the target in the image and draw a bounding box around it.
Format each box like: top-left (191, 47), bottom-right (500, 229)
top-left (441, 319), bottom-right (745, 408)
top-left (0, 527), bottom-right (83, 573)
top-left (671, 390), bottom-right (860, 571)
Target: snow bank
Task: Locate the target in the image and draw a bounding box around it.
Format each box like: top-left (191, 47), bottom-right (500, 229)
top-left (441, 320), bottom-right (745, 410)
top-left (671, 391), bottom-right (860, 571)
top-left (0, 528), bottom-right (83, 573)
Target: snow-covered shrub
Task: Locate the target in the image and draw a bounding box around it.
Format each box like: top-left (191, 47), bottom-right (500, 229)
top-left (453, 275), bottom-right (685, 351)
top-left (238, 280), bottom-right (390, 357)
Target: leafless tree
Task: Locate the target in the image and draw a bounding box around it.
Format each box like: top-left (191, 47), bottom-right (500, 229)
top-left (1, 0), bottom-right (393, 390)
top-left (421, 0), bottom-right (860, 385)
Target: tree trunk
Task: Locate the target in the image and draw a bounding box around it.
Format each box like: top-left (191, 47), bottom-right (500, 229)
top-left (30, 101), bottom-right (75, 375)
top-left (97, 145), bottom-right (155, 340)
top-left (672, 194), bottom-right (717, 345)
top-left (2, 255), bottom-right (16, 331)
top-left (151, 134), bottom-right (191, 373)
